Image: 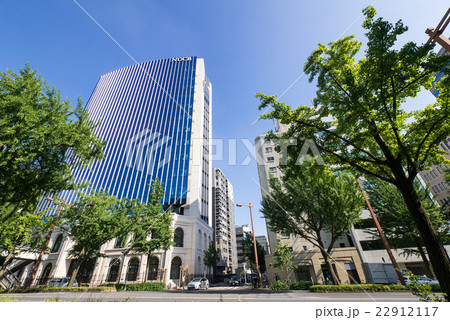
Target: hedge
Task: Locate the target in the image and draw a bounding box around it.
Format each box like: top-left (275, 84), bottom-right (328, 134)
top-left (289, 281), bottom-right (315, 290)
top-left (310, 284), bottom-right (411, 293)
top-left (116, 282), bottom-right (165, 291)
top-left (0, 286), bottom-right (115, 294)
top-left (270, 280), bottom-right (289, 290)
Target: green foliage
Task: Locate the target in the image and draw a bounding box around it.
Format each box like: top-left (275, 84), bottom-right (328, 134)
top-left (289, 281), bottom-right (315, 290)
top-left (58, 189), bottom-right (128, 261)
top-left (203, 240), bottom-right (219, 271)
top-left (0, 63), bottom-right (105, 218)
top-left (241, 234), bottom-right (266, 273)
top-left (57, 189), bottom-right (131, 286)
top-left (270, 280), bottom-right (289, 290)
top-left (261, 160), bottom-right (363, 284)
top-left (0, 286), bottom-right (115, 294)
top-left (257, 5), bottom-right (450, 295)
top-left (270, 238), bottom-right (296, 272)
top-left (124, 180), bottom-right (174, 255)
top-left (364, 178), bottom-right (449, 255)
top-left (0, 296), bottom-right (18, 302)
top-left (116, 282), bottom-right (165, 291)
top-left (310, 284), bottom-right (410, 293)
top-left (44, 297), bottom-right (62, 302)
top-left (0, 207), bottom-right (49, 279)
top-left (402, 270), bottom-right (447, 302)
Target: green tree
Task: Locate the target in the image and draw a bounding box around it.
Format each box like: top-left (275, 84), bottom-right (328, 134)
top-left (203, 241), bottom-right (219, 279)
top-left (257, 7), bottom-right (450, 295)
top-left (0, 206), bottom-right (49, 280)
top-left (364, 178), bottom-right (449, 278)
top-left (0, 63), bottom-right (105, 219)
top-left (261, 161), bottom-right (363, 285)
top-left (57, 190), bottom-right (128, 287)
top-left (241, 234), bottom-right (266, 274)
top-left (270, 238), bottom-right (297, 274)
top-left (122, 180), bottom-right (173, 282)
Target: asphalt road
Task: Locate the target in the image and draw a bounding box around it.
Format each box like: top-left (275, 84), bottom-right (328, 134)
top-left (1, 286), bottom-right (422, 302)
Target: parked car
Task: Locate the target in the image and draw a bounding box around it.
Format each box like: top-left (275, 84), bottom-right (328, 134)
top-left (48, 277), bottom-right (78, 287)
top-left (229, 276), bottom-right (240, 286)
top-left (188, 277), bottom-right (209, 290)
top-left (398, 275), bottom-right (439, 286)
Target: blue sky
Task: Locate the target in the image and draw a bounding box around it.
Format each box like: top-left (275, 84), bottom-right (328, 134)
top-left (1, 0), bottom-right (448, 237)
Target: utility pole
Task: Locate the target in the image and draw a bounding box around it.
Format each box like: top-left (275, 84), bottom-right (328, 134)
top-left (426, 7), bottom-right (450, 52)
top-left (356, 178), bottom-right (406, 286)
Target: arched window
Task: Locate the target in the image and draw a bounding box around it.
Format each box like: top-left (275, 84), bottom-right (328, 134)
top-left (204, 233), bottom-right (207, 251)
top-left (107, 258), bottom-right (120, 282)
top-left (174, 228), bottom-right (184, 247)
top-left (198, 230), bottom-right (202, 250)
top-left (51, 234), bottom-right (63, 253)
top-left (147, 256), bottom-right (159, 281)
top-left (39, 263), bottom-right (52, 285)
top-left (170, 257), bottom-right (182, 279)
top-left (126, 258), bottom-right (140, 281)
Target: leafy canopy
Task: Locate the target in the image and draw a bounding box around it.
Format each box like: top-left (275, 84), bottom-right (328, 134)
top-left (0, 63), bottom-right (105, 216)
top-left (257, 6), bottom-right (450, 185)
top-left (363, 178), bottom-right (449, 254)
top-left (261, 160), bottom-right (363, 252)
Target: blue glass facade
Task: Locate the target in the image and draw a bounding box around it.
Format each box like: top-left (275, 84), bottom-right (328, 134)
top-left (44, 57), bottom-right (203, 213)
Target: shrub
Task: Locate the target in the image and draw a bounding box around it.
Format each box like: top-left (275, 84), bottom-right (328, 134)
top-left (117, 282), bottom-right (165, 291)
top-left (0, 296), bottom-right (18, 302)
top-left (309, 284), bottom-right (410, 293)
top-left (289, 281), bottom-right (315, 290)
top-left (0, 286), bottom-right (115, 294)
top-left (270, 280), bottom-right (289, 290)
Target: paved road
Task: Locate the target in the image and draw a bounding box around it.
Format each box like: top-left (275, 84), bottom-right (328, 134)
top-left (1, 286), bottom-right (421, 302)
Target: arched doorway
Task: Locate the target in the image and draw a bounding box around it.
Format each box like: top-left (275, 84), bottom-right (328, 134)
top-left (107, 258), bottom-right (121, 282)
top-left (170, 257), bottom-right (182, 279)
top-left (147, 256), bottom-right (159, 281)
top-left (126, 258), bottom-right (140, 282)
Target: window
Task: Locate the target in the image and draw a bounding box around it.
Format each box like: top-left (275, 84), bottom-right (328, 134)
top-left (174, 228), bottom-right (184, 247)
top-left (360, 240), bottom-right (384, 251)
top-left (107, 259), bottom-right (120, 282)
top-left (353, 219), bottom-right (376, 229)
top-left (170, 257), bottom-right (182, 279)
top-left (126, 258), bottom-right (140, 281)
top-left (265, 147), bottom-right (273, 153)
top-left (269, 167), bottom-right (277, 173)
top-left (267, 156), bottom-right (275, 162)
top-left (115, 235), bottom-right (127, 248)
top-left (51, 234), bottom-right (63, 253)
top-left (147, 256), bottom-right (159, 281)
top-left (303, 246), bottom-right (308, 251)
top-left (339, 243), bottom-right (345, 248)
top-left (39, 263), bottom-right (52, 285)
top-left (280, 232), bottom-right (290, 239)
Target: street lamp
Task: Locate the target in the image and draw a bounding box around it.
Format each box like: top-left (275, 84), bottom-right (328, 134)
top-left (25, 197), bottom-right (66, 288)
top-left (236, 202), bottom-right (260, 279)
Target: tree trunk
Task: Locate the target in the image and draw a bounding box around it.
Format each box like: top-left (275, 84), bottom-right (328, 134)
top-left (397, 177), bottom-right (450, 299)
top-left (319, 249), bottom-right (339, 285)
top-left (69, 259), bottom-right (82, 288)
top-left (143, 254), bottom-right (149, 283)
top-left (0, 252), bottom-right (14, 280)
top-left (416, 243), bottom-right (436, 279)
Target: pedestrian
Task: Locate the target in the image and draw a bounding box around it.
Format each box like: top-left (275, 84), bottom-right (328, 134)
top-left (274, 273), bottom-right (279, 282)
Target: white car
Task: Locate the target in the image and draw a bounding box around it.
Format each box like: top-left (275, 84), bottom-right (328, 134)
top-left (399, 275), bottom-right (439, 286)
top-left (188, 277), bottom-right (209, 290)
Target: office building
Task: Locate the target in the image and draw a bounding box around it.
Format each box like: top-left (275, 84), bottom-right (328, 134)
top-left (27, 57), bottom-right (213, 287)
top-left (235, 225), bottom-right (252, 276)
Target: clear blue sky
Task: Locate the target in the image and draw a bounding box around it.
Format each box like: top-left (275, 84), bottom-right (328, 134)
top-left (1, 0), bottom-right (448, 237)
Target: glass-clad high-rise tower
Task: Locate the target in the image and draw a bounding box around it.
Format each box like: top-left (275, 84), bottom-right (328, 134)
top-left (35, 57), bottom-right (213, 287)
